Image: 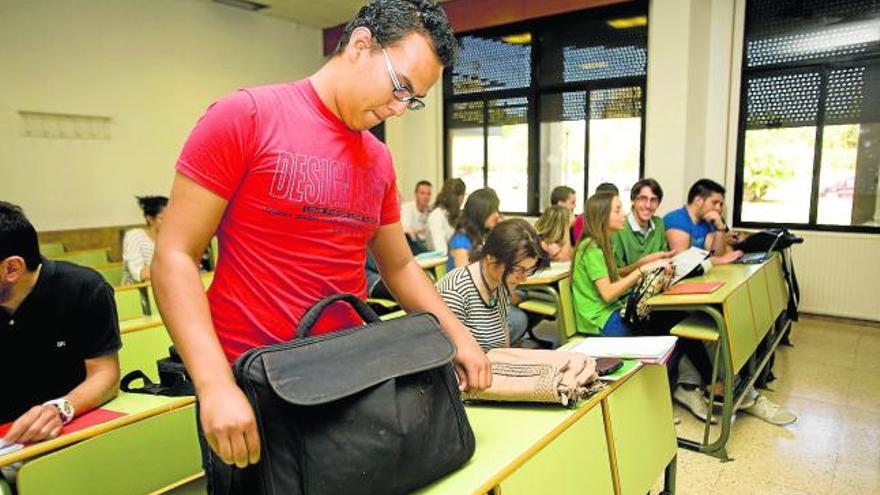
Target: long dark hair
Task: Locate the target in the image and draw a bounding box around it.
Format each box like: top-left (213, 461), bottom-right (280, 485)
top-left (479, 218), bottom-right (550, 282)
top-left (456, 188), bottom-right (500, 260)
top-left (433, 178), bottom-right (466, 227)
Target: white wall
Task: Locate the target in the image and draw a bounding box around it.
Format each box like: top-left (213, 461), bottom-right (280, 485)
top-left (0, 0), bottom-right (323, 230)
top-left (386, 85), bottom-right (445, 200)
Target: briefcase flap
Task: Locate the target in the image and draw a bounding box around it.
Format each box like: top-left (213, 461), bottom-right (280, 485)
top-left (262, 312), bottom-right (455, 406)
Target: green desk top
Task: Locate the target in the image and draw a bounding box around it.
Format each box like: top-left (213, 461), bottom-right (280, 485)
top-left (416, 359), bottom-right (646, 495)
top-left (0, 393), bottom-right (193, 467)
top-left (647, 260), bottom-right (768, 306)
top-left (414, 396), bottom-right (606, 495)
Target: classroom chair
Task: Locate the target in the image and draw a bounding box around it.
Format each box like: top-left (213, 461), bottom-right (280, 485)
top-left (50, 248), bottom-right (110, 267)
top-left (114, 288), bottom-right (145, 322)
top-left (94, 263), bottom-right (124, 287)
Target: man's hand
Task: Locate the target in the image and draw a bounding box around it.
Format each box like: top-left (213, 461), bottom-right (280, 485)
top-left (640, 250), bottom-right (675, 265)
top-left (198, 381), bottom-right (261, 468)
top-left (449, 332), bottom-right (491, 392)
top-left (2, 405), bottom-right (63, 444)
top-left (642, 259), bottom-right (673, 276)
top-left (702, 210), bottom-right (725, 230)
top-left (715, 250), bottom-right (744, 265)
top-left (723, 230), bottom-right (743, 246)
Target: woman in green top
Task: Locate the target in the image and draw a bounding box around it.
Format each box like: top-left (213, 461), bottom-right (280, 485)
top-left (572, 192), bottom-right (671, 336)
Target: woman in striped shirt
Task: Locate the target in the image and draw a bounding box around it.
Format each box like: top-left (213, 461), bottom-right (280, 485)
top-left (121, 196), bottom-right (167, 284)
top-left (436, 218), bottom-right (549, 351)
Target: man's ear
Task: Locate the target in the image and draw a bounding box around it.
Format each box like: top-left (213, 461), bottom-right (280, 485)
top-left (1, 256), bottom-right (27, 283)
top-left (345, 26), bottom-right (375, 62)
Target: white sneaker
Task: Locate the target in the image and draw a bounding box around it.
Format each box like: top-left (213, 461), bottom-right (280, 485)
top-left (673, 386), bottom-right (716, 424)
top-left (742, 395), bottom-right (797, 425)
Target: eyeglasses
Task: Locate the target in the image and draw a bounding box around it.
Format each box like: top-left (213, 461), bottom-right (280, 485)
top-left (509, 264), bottom-right (538, 277)
top-left (382, 48), bottom-right (425, 111)
top-left (634, 195), bottom-right (660, 205)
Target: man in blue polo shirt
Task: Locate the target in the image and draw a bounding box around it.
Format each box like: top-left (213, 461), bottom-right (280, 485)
top-left (663, 180), bottom-right (795, 426)
top-left (664, 179), bottom-right (742, 265)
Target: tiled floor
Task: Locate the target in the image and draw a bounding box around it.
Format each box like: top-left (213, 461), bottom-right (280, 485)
top-left (643, 315), bottom-right (880, 495)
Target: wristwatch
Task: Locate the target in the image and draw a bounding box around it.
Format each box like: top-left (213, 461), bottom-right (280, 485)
top-left (43, 398), bottom-right (75, 425)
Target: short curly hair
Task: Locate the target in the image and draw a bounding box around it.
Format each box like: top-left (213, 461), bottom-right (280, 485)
top-left (334, 0), bottom-right (458, 67)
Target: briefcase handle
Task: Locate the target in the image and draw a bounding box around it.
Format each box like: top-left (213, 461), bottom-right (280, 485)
top-left (297, 293), bottom-right (381, 339)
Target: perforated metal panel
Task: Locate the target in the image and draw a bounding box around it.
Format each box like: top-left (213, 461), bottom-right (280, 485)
top-left (452, 35), bottom-right (532, 95)
top-left (745, 72), bottom-right (821, 129)
top-left (540, 18), bottom-right (647, 84)
top-left (745, 0), bottom-right (880, 67)
top-left (825, 65), bottom-right (880, 124)
top-left (450, 100), bottom-right (484, 129)
top-left (589, 87), bottom-right (643, 119)
top-left (540, 91), bottom-right (586, 123)
top-left (488, 97), bottom-right (529, 126)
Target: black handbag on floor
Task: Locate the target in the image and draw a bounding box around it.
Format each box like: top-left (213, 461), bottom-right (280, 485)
top-left (233, 293), bottom-right (475, 495)
top-left (120, 346), bottom-right (195, 397)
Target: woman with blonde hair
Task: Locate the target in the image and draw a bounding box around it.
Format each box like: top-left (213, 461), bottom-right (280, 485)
top-left (534, 205), bottom-right (573, 261)
top-left (571, 192), bottom-right (671, 336)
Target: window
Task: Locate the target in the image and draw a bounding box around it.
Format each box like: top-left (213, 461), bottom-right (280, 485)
top-left (735, 0), bottom-right (880, 232)
top-left (444, 2), bottom-right (648, 214)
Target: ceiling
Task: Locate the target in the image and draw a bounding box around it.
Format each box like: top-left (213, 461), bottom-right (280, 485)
top-left (209, 0), bottom-right (450, 29)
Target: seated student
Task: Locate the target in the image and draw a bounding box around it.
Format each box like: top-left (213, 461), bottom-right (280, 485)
top-left (572, 182), bottom-right (618, 242)
top-left (426, 178), bottom-right (466, 255)
top-left (436, 219), bottom-right (549, 350)
top-left (534, 205), bottom-right (573, 262)
top-left (611, 178), bottom-right (674, 276)
top-left (0, 202), bottom-right (121, 475)
top-left (663, 179), bottom-right (742, 264)
top-left (664, 181), bottom-right (795, 425)
top-left (448, 188), bottom-right (502, 272)
top-left (608, 181), bottom-right (719, 418)
top-left (572, 192), bottom-right (672, 336)
top-left (365, 251), bottom-right (394, 302)
top-left (400, 180), bottom-right (432, 251)
top-left (551, 185), bottom-right (579, 243)
top-left (121, 195), bottom-right (168, 284)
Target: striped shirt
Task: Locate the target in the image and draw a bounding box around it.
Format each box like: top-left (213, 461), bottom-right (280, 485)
top-left (435, 265), bottom-right (510, 351)
top-left (121, 228), bottom-right (154, 285)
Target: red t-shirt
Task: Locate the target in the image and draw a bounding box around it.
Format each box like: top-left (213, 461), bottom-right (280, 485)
top-left (572, 214), bottom-right (584, 244)
top-left (176, 80), bottom-right (400, 363)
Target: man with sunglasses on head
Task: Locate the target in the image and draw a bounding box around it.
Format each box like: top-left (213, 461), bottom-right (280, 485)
top-left (152, 1), bottom-right (491, 492)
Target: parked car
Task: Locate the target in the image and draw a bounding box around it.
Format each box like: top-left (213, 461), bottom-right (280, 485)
top-left (821, 176), bottom-right (855, 198)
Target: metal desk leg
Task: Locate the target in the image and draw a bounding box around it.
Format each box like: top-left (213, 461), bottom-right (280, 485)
top-left (653, 305), bottom-right (733, 461)
top-left (659, 454), bottom-right (677, 495)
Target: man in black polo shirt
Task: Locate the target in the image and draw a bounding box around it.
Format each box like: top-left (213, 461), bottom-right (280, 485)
top-left (0, 201), bottom-right (121, 447)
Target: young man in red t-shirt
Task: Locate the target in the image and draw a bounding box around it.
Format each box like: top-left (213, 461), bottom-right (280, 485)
top-left (152, 0), bottom-right (491, 487)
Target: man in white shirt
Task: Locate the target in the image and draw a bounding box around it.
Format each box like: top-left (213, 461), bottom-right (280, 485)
top-left (401, 180), bottom-right (432, 244)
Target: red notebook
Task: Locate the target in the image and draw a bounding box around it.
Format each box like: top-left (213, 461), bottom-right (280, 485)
top-left (663, 281), bottom-right (725, 295)
top-left (0, 408), bottom-right (127, 442)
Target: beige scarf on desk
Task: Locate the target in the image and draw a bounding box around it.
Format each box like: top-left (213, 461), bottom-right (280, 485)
top-left (462, 348), bottom-right (601, 407)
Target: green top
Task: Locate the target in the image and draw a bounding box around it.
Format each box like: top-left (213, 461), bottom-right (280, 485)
top-left (611, 215), bottom-right (668, 268)
top-left (573, 241), bottom-right (623, 335)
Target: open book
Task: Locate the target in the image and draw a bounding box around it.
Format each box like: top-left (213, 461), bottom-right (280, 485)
top-left (569, 336), bottom-right (678, 363)
top-left (670, 247), bottom-right (713, 285)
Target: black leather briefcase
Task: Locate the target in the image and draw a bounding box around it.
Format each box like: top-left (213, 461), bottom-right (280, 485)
top-left (233, 293), bottom-right (475, 495)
